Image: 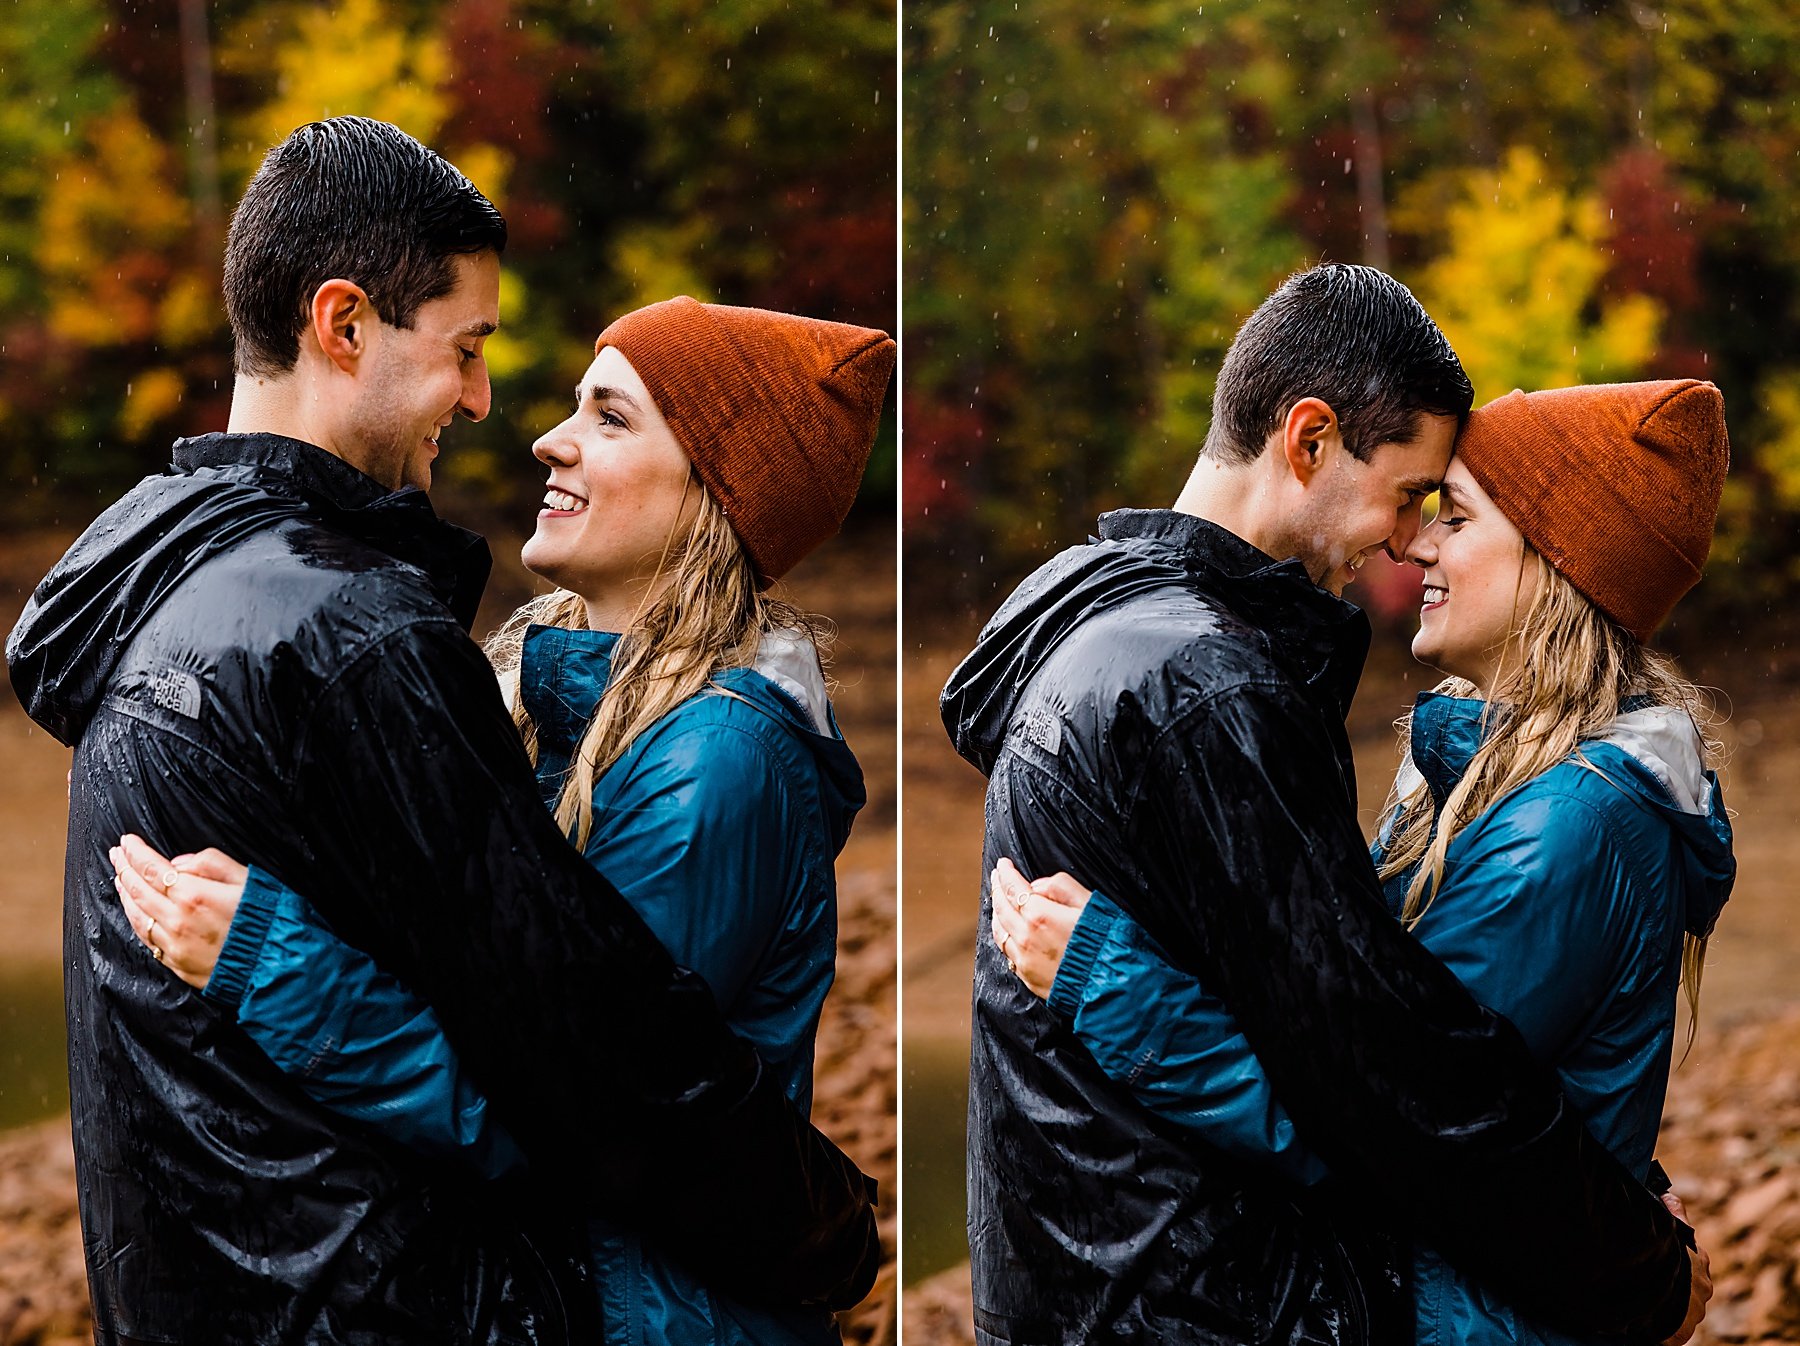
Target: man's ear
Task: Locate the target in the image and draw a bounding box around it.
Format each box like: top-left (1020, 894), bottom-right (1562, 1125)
top-left (1279, 397), bottom-right (1342, 483)
top-left (309, 279), bottom-right (372, 374)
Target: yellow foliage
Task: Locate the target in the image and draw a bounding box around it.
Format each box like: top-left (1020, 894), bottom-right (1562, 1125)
top-left (233, 0), bottom-right (450, 168)
top-left (484, 267), bottom-right (550, 382)
top-left (38, 106), bottom-right (191, 348)
top-left (1402, 147), bottom-right (1662, 404)
top-left (119, 367), bottom-right (186, 444)
top-left (158, 271), bottom-right (221, 348)
top-left (451, 142), bottom-right (512, 211)
top-left (1756, 369), bottom-right (1800, 512)
top-left (608, 219), bottom-right (717, 316)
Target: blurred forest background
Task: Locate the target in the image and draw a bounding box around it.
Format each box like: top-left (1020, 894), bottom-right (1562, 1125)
top-left (0, 0), bottom-right (896, 520)
top-left (901, 4), bottom-right (1800, 1340)
top-left (0, 2), bottom-right (898, 1342)
top-left (904, 0), bottom-right (1800, 628)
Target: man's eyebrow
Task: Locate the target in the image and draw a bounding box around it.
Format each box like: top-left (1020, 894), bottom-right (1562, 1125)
top-left (456, 320), bottom-right (499, 339)
top-left (1401, 476), bottom-right (1441, 496)
top-left (581, 384), bottom-right (645, 413)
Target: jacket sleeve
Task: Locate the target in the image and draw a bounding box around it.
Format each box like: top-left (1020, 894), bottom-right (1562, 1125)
top-left (284, 618), bottom-right (878, 1310)
top-left (203, 865), bottom-right (525, 1181)
top-left (588, 714), bottom-right (794, 1014)
top-left (1118, 679), bottom-right (1689, 1342)
top-left (1046, 888), bottom-right (1327, 1185)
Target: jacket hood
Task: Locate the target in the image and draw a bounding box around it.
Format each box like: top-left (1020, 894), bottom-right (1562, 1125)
top-left (519, 622), bottom-right (864, 850)
top-left (941, 509), bottom-right (1371, 777)
top-left (1400, 692), bottom-right (1734, 938)
top-left (6, 433), bottom-right (489, 748)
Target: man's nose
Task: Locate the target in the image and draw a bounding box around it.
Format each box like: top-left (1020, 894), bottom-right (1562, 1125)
top-left (1385, 510), bottom-right (1422, 563)
top-left (459, 365), bottom-right (492, 423)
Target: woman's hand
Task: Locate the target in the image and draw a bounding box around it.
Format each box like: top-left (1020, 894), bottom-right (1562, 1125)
top-left (1657, 1189), bottom-right (1712, 1345)
top-left (990, 856), bottom-right (1092, 1000)
top-left (110, 833), bottom-right (248, 991)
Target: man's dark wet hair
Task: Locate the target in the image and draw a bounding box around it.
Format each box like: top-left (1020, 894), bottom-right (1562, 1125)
top-left (223, 116), bottom-right (507, 379)
top-left (1203, 262), bottom-right (1474, 465)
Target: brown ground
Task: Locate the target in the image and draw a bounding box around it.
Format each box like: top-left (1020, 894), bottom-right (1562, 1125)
top-left (904, 1007), bottom-right (1800, 1344)
top-left (0, 519), bottom-right (897, 1345)
top-left (902, 619), bottom-right (1800, 1342)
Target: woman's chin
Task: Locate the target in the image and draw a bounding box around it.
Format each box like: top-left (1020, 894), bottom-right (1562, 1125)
top-left (1411, 631), bottom-right (1446, 675)
top-left (519, 534), bottom-right (567, 589)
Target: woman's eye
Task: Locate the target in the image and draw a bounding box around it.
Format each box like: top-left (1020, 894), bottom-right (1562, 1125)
top-left (458, 346), bottom-right (477, 364)
top-left (599, 409), bottom-right (626, 429)
top-left (1444, 516), bottom-right (1470, 528)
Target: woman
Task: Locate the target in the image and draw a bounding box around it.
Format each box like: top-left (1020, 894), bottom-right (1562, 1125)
top-left (111, 295), bottom-right (894, 1345)
top-left (990, 379), bottom-right (1734, 1346)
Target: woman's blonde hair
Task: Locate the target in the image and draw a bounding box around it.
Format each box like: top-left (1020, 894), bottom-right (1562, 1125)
top-left (484, 474), bottom-right (825, 851)
top-left (1378, 549), bottom-right (1721, 1050)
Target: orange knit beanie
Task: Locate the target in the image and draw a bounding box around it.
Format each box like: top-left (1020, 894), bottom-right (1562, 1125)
top-left (595, 297), bottom-right (895, 583)
top-left (1454, 379), bottom-right (1729, 642)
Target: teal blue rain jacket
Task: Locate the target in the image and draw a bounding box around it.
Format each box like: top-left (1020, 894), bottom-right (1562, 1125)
top-left (203, 622), bottom-right (865, 1346)
top-left (1042, 692), bottom-right (1733, 1346)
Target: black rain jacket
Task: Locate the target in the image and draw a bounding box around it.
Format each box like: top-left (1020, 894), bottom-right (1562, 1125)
top-left (939, 509), bottom-right (1690, 1346)
top-left (6, 433), bottom-right (880, 1345)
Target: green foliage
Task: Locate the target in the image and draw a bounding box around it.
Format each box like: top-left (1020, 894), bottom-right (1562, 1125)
top-left (905, 0), bottom-right (1800, 618)
top-left (0, 0), bottom-right (119, 316)
top-left (0, 0), bottom-right (896, 524)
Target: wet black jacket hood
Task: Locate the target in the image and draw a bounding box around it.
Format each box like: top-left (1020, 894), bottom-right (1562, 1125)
top-left (7, 432), bottom-right (879, 1345)
top-left (940, 509), bottom-right (1692, 1346)
top-left (9, 433), bottom-right (490, 745)
top-left (943, 509), bottom-right (1368, 778)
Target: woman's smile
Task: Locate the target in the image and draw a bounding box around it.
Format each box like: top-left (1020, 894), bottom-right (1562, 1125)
top-left (541, 484), bottom-right (589, 516)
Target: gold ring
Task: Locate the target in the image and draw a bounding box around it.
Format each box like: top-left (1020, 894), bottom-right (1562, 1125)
top-left (146, 916), bottom-right (158, 943)
top-left (999, 929), bottom-right (1013, 957)
top-left (151, 942), bottom-right (166, 964)
top-left (161, 868), bottom-right (179, 893)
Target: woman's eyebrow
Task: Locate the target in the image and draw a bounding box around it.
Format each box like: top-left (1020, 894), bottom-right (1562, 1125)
top-left (1438, 481), bottom-right (1471, 511)
top-left (579, 384), bottom-right (646, 414)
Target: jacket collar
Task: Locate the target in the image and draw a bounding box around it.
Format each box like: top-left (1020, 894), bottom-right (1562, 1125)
top-left (172, 432), bottom-right (492, 629)
top-left (1097, 509), bottom-right (1372, 720)
top-left (520, 624), bottom-right (619, 758)
top-left (1405, 690), bottom-right (1669, 809)
top-left (1405, 692), bottom-right (1490, 806)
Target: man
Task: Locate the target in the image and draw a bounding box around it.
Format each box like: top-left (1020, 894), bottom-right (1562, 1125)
top-left (7, 117), bottom-right (877, 1344)
top-left (940, 264), bottom-right (1707, 1344)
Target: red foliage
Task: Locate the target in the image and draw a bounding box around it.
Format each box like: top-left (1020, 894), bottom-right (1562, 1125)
top-left (755, 194), bottom-right (895, 328)
top-left (1353, 550), bottom-right (1425, 629)
top-left (902, 396), bottom-right (987, 525)
top-left (1599, 146), bottom-right (1700, 316)
top-left (1288, 123), bottom-right (1369, 264)
top-left (440, 0), bottom-right (567, 252)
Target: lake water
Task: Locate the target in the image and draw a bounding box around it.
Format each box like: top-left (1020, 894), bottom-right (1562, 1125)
top-left (903, 1035), bottom-right (970, 1285)
top-left (0, 967), bottom-right (67, 1131)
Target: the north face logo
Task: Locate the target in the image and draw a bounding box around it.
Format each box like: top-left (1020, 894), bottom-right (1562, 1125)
top-left (149, 666), bottom-right (201, 719)
top-left (1019, 704), bottom-right (1061, 756)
